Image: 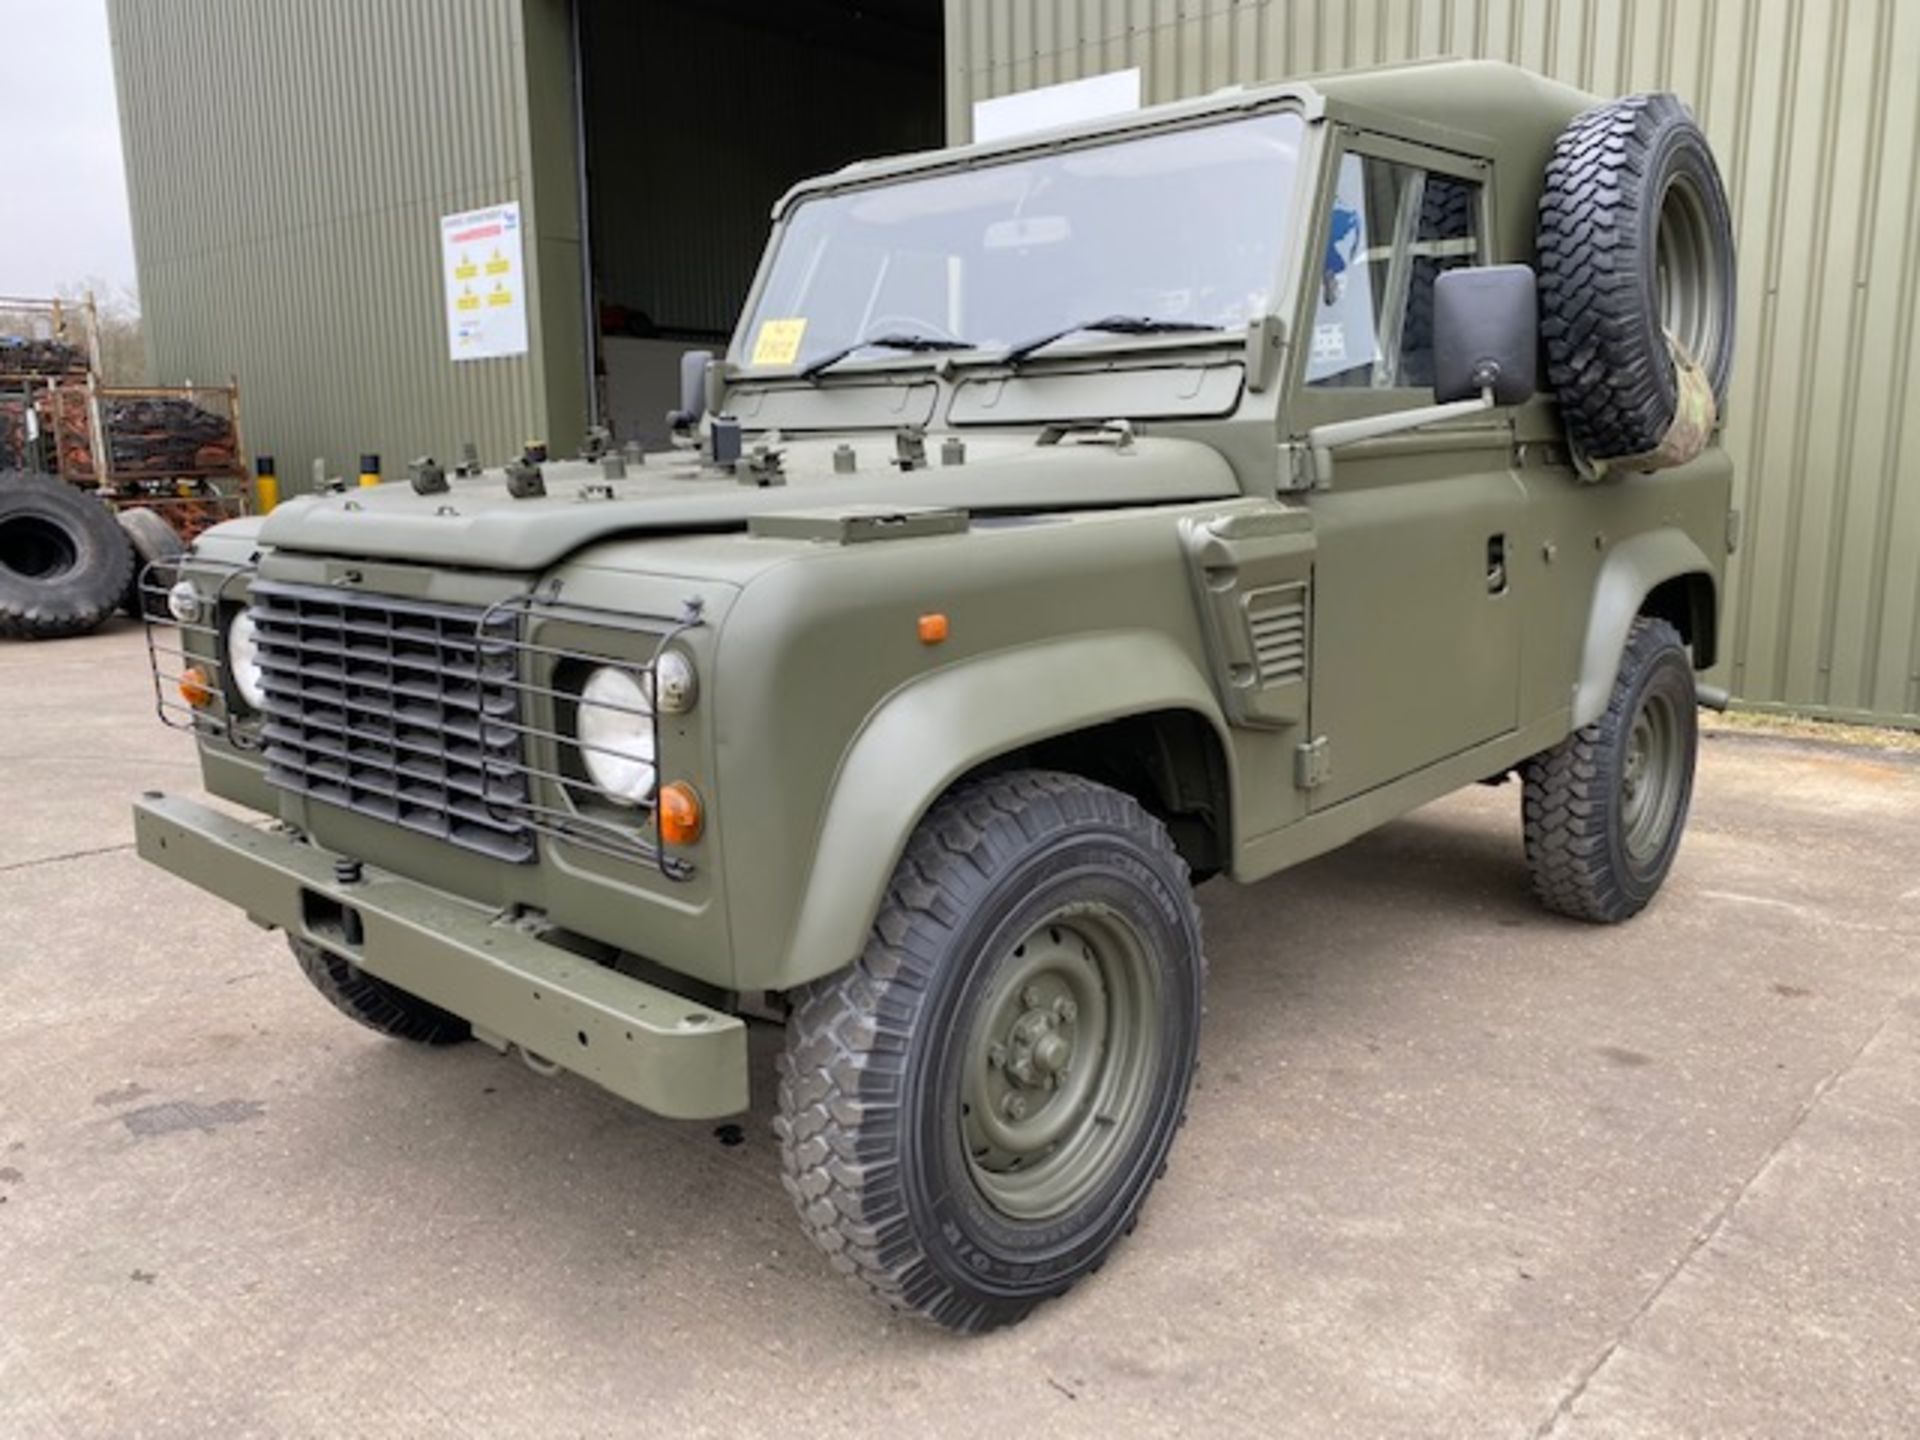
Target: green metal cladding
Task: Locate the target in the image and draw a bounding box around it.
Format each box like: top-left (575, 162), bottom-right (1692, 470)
top-left (108, 0), bottom-right (1920, 727)
top-left (945, 0), bottom-right (1920, 729)
top-left (107, 0), bottom-right (584, 483)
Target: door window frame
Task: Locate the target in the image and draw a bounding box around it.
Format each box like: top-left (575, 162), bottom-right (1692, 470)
top-left (1286, 128), bottom-right (1495, 433)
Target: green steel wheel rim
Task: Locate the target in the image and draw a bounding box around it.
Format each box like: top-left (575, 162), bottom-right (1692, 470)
top-left (1621, 685), bottom-right (1685, 868)
top-left (960, 901), bottom-right (1161, 1221)
top-left (1655, 169), bottom-right (1728, 382)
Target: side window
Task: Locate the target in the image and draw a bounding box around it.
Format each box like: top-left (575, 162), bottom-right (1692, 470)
top-left (1305, 155), bottom-right (1481, 390)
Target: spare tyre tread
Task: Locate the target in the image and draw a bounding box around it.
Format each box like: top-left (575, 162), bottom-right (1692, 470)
top-left (1400, 177), bottom-right (1477, 388)
top-left (1538, 92), bottom-right (1735, 461)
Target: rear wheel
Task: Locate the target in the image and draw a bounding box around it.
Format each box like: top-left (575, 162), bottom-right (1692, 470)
top-left (1521, 618), bottom-right (1698, 922)
top-left (775, 771), bottom-right (1204, 1332)
top-left (289, 936), bottom-right (470, 1045)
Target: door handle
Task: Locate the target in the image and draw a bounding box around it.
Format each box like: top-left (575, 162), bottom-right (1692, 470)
top-left (1486, 533), bottom-right (1508, 595)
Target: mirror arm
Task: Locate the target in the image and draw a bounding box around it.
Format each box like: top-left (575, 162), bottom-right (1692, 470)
top-left (1305, 387), bottom-right (1493, 487)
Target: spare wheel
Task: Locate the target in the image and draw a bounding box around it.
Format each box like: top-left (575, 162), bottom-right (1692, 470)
top-left (1537, 93), bottom-right (1736, 461)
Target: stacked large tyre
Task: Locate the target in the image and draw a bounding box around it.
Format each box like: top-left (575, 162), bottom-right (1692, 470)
top-left (0, 473), bottom-right (138, 639)
top-left (115, 506), bottom-right (186, 618)
top-left (1537, 93), bottom-right (1737, 462)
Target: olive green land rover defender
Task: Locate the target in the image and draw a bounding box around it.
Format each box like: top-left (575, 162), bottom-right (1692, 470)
top-left (135, 61), bottom-right (1737, 1332)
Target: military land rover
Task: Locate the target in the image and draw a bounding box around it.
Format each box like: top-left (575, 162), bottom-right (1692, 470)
top-left (135, 60), bottom-right (1738, 1332)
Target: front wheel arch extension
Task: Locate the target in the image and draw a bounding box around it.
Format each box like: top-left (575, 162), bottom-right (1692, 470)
top-left (768, 632), bottom-right (1237, 993)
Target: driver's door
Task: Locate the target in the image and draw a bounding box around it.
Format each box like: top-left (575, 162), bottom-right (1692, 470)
top-left (1294, 133), bottom-right (1525, 809)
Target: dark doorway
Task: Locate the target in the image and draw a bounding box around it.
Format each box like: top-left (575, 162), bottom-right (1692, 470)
top-left (577, 0), bottom-right (944, 445)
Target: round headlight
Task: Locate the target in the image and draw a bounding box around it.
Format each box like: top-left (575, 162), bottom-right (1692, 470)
top-left (577, 665), bottom-right (656, 804)
top-left (227, 609), bottom-right (267, 711)
top-left (166, 580), bottom-right (202, 624)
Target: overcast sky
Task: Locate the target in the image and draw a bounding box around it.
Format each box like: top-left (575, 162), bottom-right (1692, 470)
top-left (0, 0), bottom-right (139, 301)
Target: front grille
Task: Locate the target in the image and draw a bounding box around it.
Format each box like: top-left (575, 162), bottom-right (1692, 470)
top-left (251, 581), bottom-right (535, 863)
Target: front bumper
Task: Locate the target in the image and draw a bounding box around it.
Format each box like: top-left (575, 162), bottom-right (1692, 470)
top-left (133, 792), bottom-right (748, 1119)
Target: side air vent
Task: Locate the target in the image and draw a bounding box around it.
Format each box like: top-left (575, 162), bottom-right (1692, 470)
top-left (1178, 510), bottom-right (1313, 731)
top-left (1245, 583), bottom-right (1308, 687)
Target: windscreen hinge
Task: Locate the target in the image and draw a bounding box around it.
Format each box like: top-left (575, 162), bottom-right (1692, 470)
top-left (1277, 442), bottom-right (1317, 493)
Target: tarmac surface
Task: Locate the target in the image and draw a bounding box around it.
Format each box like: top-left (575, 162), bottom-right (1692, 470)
top-left (2, 622), bottom-right (1917, 1438)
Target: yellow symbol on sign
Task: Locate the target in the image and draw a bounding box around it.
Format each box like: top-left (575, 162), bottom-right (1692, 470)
top-left (455, 286), bottom-right (481, 312)
top-left (454, 252), bottom-right (478, 281)
top-left (751, 317), bottom-right (808, 367)
top-left (487, 283), bottom-right (513, 307)
top-left (485, 248), bottom-right (511, 276)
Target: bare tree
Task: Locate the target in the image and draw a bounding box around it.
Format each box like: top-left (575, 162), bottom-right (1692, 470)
top-left (59, 280), bottom-right (147, 384)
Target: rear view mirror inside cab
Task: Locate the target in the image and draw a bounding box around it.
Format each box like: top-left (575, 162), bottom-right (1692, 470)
top-left (983, 215), bottom-right (1072, 249)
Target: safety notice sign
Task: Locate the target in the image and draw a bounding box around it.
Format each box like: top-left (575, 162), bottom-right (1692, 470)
top-left (441, 202), bottom-right (528, 362)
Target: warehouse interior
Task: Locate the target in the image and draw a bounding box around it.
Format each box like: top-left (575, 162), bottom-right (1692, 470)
top-left (577, 0), bottom-right (945, 446)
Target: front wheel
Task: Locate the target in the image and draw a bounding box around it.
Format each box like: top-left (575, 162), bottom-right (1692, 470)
top-left (775, 771), bottom-right (1205, 1332)
top-left (1522, 617), bottom-right (1699, 922)
top-left (289, 937), bottom-right (471, 1045)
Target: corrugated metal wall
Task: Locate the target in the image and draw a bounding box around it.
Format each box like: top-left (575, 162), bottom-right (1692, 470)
top-left (108, 0), bottom-right (577, 487)
top-left (945, 0), bottom-right (1920, 729)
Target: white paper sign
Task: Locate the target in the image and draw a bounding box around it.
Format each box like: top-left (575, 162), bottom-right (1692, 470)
top-left (972, 69), bottom-right (1141, 142)
top-left (441, 202), bottom-right (528, 362)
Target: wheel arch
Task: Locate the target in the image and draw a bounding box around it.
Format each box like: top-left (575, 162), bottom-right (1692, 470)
top-left (1573, 528), bottom-right (1717, 729)
top-left (769, 631), bottom-right (1235, 991)
top-left (1639, 569), bottom-right (1717, 670)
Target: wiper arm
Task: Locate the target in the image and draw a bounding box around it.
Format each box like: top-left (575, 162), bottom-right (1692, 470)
top-left (1002, 315), bottom-right (1222, 367)
top-left (799, 332), bottom-right (974, 382)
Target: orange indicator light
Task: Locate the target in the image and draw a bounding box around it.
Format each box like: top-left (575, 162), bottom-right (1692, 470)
top-left (178, 666), bottom-right (213, 708)
top-left (658, 782), bottom-right (703, 845)
top-left (917, 613), bottom-right (950, 645)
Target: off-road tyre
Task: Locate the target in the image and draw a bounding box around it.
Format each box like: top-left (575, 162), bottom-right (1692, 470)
top-left (1522, 617), bottom-right (1698, 922)
top-left (115, 506), bottom-right (185, 618)
top-left (1400, 175), bottom-right (1477, 388)
top-left (775, 770), bottom-right (1205, 1333)
top-left (289, 936), bottom-right (471, 1044)
top-left (1538, 94), bottom-right (1736, 460)
top-left (0, 472), bottom-right (136, 639)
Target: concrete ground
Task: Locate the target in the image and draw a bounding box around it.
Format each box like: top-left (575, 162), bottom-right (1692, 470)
top-left (2, 623), bottom-right (1917, 1440)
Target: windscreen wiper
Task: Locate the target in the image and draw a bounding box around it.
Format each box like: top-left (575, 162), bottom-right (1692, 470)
top-left (1002, 315), bottom-right (1222, 367)
top-left (799, 332), bottom-right (975, 382)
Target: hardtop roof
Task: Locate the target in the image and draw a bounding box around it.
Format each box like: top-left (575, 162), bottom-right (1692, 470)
top-left (774, 59), bottom-right (1596, 216)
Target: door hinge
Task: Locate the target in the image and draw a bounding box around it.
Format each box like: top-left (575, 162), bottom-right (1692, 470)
top-left (1294, 735), bottom-right (1331, 790)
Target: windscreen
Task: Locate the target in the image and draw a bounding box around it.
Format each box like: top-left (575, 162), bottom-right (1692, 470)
top-left (733, 111), bottom-right (1307, 371)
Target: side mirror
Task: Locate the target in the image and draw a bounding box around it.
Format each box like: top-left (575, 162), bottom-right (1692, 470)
top-left (667, 349), bottom-right (713, 430)
top-left (1433, 265), bottom-right (1538, 405)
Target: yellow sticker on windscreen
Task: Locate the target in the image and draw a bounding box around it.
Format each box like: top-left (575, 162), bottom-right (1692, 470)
top-left (751, 317), bottom-right (808, 367)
